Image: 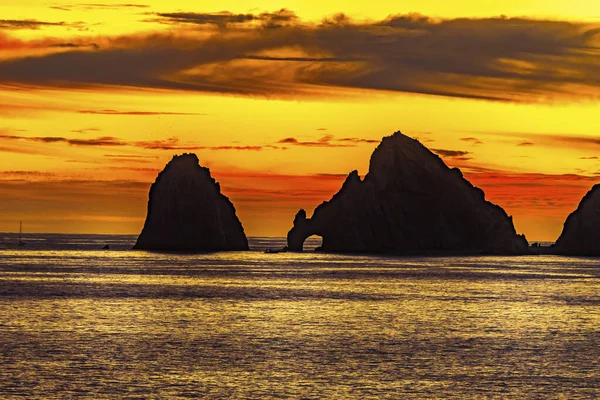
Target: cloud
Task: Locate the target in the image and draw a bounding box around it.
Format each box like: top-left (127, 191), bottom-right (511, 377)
top-left (71, 127), bottom-right (101, 133)
top-left (580, 156), bottom-right (598, 159)
top-left (51, 3), bottom-right (150, 11)
top-left (49, 42), bottom-right (100, 49)
top-left (517, 141), bottom-right (535, 146)
top-left (78, 109), bottom-right (204, 115)
top-left (0, 133), bottom-right (282, 151)
top-left (460, 137), bottom-right (483, 145)
top-left (133, 137), bottom-right (267, 151)
top-left (0, 13), bottom-right (599, 102)
top-left (104, 154), bottom-right (157, 158)
top-left (0, 20), bottom-right (68, 30)
top-left (338, 137), bottom-right (379, 144)
top-left (431, 148), bottom-right (471, 158)
top-left (147, 9), bottom-right (298, 28)
top-left (0, 134), bottom-right (124, 146)
top-left (0, 170), bottom-right (55, 177)
top-left (277, 135), bottom-right (376, 147)
top-left (0, 19), bottom-right (89, 31)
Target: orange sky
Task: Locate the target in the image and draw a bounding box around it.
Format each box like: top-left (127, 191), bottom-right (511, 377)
top-left (1, 0), bottom-right (600, 241)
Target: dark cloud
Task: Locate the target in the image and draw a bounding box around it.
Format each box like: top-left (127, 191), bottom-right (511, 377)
top-left (517, 141), bottom-right (535, 146)
top-left (580, 156), bottom-right (598, 159)
top-left (431, 148), bottom-right (472, 158)
top-left (78, 109), bottom-right (204, 115)
top-left (0, 20), bottom-right (67, 30)
top-left (338, 137), bottom-right (379, 144)
top-left (149, 12), bottom-right (255, 27)
top-left (147, 9), bottom-right (297, 28)
top-left (0, 134), bottom-right (124, 146)
top-left (460, 137), bottom-right (483, 145)
top-left (49, 42), bottom-right (100, 49)
top-left (0, 13), bottom-right (599, 102)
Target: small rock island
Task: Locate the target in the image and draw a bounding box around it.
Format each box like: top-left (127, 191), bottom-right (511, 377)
top-left (134, 153), bottom-right (249, 251)
top-left (287, 131), bottom-right (529, 255)
top-left (554, 184), bottom-right (600, 256)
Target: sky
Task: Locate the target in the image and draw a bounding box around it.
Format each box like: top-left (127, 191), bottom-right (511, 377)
top-left (0, 0), bottom-right (599, 241)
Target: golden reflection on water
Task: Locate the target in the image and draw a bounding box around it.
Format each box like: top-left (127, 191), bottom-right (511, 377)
top-left (0, 250), bottom-right (599, 398)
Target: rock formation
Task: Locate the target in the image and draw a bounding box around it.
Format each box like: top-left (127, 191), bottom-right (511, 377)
top-left (287, 131), bottom-right (529, 255)
top-left (134, 154), bottom-right (248, 251)
top-left (555, 184), bottom-right (600, 256)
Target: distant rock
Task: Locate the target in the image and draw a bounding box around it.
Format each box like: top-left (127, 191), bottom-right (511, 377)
top-left (134, 154), bottom-right (248, 251)
top-left (287, 131), bottom-right (529, 255)
top-left (555, 184), bottom-right (600, 256)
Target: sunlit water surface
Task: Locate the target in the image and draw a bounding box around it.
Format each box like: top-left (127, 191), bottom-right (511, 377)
top-left (0, 234), bottom-right (599, 399)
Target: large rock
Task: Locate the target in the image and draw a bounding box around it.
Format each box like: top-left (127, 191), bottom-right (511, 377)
top-left (287, 131), bottom-right (529, 255)
top-left (555, 185), bottom-right (600, 256)
top-left (134, 154), bottom-right (248, 251)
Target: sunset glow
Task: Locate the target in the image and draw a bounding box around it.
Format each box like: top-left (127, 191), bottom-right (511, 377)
top-left (1, 0), bottom-right (600, 240)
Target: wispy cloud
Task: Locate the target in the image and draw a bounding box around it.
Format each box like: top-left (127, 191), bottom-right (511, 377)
top-left (78, 109), bottom-right (205, 116)
top-left (0, 133), bottom-right (283, 151)
top-left (517, 141), bottom-right (535, 146)
top-left (460, 137), bottom-right (483, 145)
top-left (0, 19), bottom-right (67, 30)
top-left (431, 148), bottom-right (472, 159)
top-left (0, 170), bottom-right (55, 177)
top-left (0, 19), bottom-right (89, 30)
top-left (0, 134), bottom-right (124, 146)
top-left (71, 127), bottom-right (101, 134)
top-left (0, 12), bottom-right (599, 102)
top-left (51, 3), bottom-right (150, 11)
top-left (277, 135), bottom-right (377, 147)
top-left (146, 9), bottom-right (297, 28)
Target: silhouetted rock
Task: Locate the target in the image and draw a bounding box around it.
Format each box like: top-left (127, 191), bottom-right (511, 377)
top-left (555, 184), bottom-right (600, 256)
top-left (134, 154), bottom-right (248, 252)
top-left (287, 131), bottom-right (529, 255)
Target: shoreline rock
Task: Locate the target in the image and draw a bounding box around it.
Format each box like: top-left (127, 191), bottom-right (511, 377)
top-left (134, 154), bottom-right (248, 252)
top-left (286, 131), bottom-right (529, 255)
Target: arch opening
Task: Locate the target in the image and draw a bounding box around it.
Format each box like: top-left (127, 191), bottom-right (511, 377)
top-left (302, 234), bottom-right (323, 251)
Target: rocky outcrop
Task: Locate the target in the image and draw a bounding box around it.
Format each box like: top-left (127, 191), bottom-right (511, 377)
top-left (555, 185), bottom-right (600, 256)
top-left (287, 131), bottom-right (529, 255)
top-left (134, 154), bottom-right (248, 251)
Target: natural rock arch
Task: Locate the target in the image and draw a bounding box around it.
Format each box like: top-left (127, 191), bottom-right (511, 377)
top-left (286, 131), bottom-right (529, 255)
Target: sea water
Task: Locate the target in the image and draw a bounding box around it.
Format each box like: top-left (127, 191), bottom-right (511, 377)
top-left (0, 234), bottom-right (599, 399)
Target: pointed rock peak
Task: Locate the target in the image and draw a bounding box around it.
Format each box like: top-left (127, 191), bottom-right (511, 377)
top-left (134, 153), bottom-right (248, 252)
top-left (344, 170), bottom-right (362, 184)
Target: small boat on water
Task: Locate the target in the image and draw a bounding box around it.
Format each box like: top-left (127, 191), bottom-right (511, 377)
top-left (264, 248), bottom-right (286, 254)
top-left (18, 221), bottom-right (24, 247)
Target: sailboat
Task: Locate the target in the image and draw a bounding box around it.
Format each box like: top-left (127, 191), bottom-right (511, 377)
top-left (18, 221), bottom-right (24, 247)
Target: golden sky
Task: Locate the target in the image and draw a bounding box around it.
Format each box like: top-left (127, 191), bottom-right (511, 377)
top-left (1, 0), bottom-right (599, 241)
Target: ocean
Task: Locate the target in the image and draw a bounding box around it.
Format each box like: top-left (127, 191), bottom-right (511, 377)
top-left (0, 233), bottom-right (599, 399)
